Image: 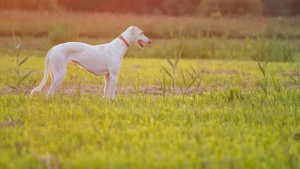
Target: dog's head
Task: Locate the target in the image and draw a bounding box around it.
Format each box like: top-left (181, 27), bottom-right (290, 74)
top-left (127, 26), bottom-right (152, 49)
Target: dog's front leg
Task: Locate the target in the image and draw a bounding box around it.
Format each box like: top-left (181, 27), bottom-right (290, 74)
top-left (104, 74), bottom-right (110, 98)
top-left (109, 76), bottom-right (117, 101)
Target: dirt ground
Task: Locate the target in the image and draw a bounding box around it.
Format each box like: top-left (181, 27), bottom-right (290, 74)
top-left (2, 84), bottom-right (208, 96)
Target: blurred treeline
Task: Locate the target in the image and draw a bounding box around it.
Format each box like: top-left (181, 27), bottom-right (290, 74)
top-left (0, 0), bottom-right (299, 16)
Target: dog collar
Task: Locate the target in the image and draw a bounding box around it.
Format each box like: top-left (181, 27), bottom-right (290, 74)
top-left (118, 35), bottom-right (129, 47)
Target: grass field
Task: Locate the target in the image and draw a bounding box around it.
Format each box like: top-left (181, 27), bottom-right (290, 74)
top-left (1, 54), bottom-right (300, 168)
top-left (1, 10), bottom-right (300, 169)
top-left (0, 90), bottom-right (300, 169)
top-left (1, 36), bottom-right (299, 61)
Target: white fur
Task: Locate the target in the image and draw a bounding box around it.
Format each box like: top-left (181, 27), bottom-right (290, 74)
top-left (30, 26), bottom-right (152, 100)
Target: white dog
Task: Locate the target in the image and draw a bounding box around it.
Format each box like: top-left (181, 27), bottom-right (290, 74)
top-left (30, 26), bottom-right (152, 100)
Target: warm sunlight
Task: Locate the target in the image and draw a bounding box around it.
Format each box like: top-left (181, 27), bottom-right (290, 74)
top-left (1, 0), bottom-right (300, 169)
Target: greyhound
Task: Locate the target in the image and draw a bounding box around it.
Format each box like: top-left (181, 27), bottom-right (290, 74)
top-left (30, 26), bottom-right (152, 100)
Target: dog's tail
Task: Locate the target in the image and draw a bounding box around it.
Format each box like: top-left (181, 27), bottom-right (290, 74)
top-left (30, 49), bottom-right (52, 96)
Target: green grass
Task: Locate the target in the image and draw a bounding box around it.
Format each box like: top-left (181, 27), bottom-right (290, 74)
top-left (1, 36), bottom-right (299, 61)
top-left (1, 54), bottom-right (300, 168)
top-left (0, 91), bottom-right (300, 169)
top-left (0, 57), bottom-right (296, 92)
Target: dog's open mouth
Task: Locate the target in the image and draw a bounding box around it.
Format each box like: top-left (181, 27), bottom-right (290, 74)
top-left (138, 40), bottom-right (145, 48)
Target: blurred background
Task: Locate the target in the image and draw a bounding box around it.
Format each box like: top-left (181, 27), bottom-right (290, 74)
top-left (0, 0), bottom-right (299, 61)
top-left (1, 0), bottom-right (300, 16)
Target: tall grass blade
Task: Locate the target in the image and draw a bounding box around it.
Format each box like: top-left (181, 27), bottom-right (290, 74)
top-left (16, 70), bottom-right (36, 86)
top-left (8, 42), bottom-right (16, 52)
top-left (19, 55), bottom-right (31, 67)
top-left (248, 39), bottom-right (260, 53)
top-left (197, 76), bottom-right (202, 88)
top-left (160, 64), bottom-right (174, 80)
top-left (16, 38), bottom-right (21, 50)
top-left (167, 84), bottom-right (172, 94)
top-left (254, 55), bottom-right (265, 76)
top-left (13, 66), bottom-right (19, 75)
top-left (175, 49), bottom-right (183, 67)
top-left (181, 68), bottom-right (186, 87)
top-left (292, 67), bottom-right (300, 76)
top-left (7, 86), bottom-right (18, 91)
top-left (167, 58), bottom-right (174, 69)
top-left (271, 75), bottom-right (281, 93)
top-left (176, 79), bottom-right (183, 93)
top-left (265, 57), bottom-right (270, 66)
top-left (290, 75), bottom-right (298, 85)
top-left (12, 29), bottom-right (16, 47)
top-left (187, 72), bottom-right (201, 89)
top-left (258, 36), bottom-right (263, 57)
top-left (264, 37), bottom-right (276, 54)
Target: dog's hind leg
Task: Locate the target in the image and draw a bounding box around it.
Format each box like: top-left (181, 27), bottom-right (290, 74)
top-left (47, 70), bottom-right (66, 97)
top-left (47, 53), bottom-right (67, 97)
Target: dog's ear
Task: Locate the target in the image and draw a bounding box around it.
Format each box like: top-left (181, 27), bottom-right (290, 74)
top-left (130, 26), bottom-right (138, 36)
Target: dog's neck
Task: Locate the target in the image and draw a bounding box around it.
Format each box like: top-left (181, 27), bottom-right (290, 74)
top-left (118, 35), bottom-right (129, 47)
top-left (110, 32), bottom-right (132, 58)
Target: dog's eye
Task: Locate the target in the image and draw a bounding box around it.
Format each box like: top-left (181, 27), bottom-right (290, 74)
top-left (141, 32), bottom-right (143, 35)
